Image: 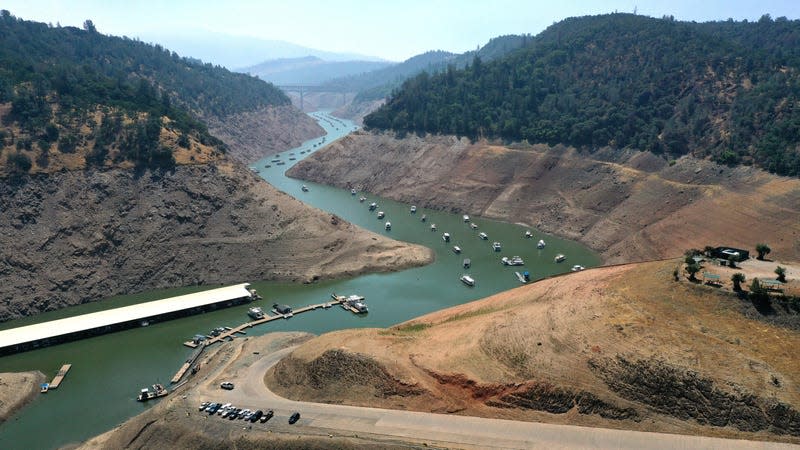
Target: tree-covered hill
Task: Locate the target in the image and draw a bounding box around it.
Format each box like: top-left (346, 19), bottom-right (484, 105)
top-left (365, 14), bottom-right (800, 176)
top-left (0, 11), bottom-right (291, 174)
top-left (328, 35), bottom-right (532, 103)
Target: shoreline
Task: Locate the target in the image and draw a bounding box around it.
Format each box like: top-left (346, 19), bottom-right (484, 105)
top-left (0, 371), bottom-right (45, 424)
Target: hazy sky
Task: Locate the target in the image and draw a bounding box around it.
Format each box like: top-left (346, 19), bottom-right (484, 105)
top-left (4, 0), bottom-right (799, 61)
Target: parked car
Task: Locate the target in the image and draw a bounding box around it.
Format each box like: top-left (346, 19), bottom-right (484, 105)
top-left (260, 410), bottom-right (274, 423)
top-left (288, 412), bottom-right (301, 424)
top-left (198, 401), bottom-right (209, 411)
top-left (220, 382), bottom-right (234, 390)
top-left (250, 410), bottom-right (263, 422)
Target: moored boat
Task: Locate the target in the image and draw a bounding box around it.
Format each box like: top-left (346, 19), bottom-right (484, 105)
top-left (369, 202), bottom-right (377, 211)
top-left (40, 383), bottom-right (49, 393)
top-left (571, 265), bottom-right (585, 272)
top-left (247, 306), bottom-right (265, 320)
top-left (377, 211), bottom-right (385, 219)
top-left (385, 221), bottom-right (391, 230)
top-left (525, 231), bottom-right (532, 238)
top-left (501, 256), bottom-right (525, 266)
top-left (453, 246), bottom-right (461, 254)
top-left (410, 206), bottom-right (417, 214)
top-left (301, 185), bottom-right (309, 192)
top-left (492, 242), bottom-right (502, 252)
top-left (443, 232), bottom-right (451, 242)
top-left (137, 383), bottom-right (168, 402)
top-left (470, 223), bottom-right (478, 230)
top-left (460, 274), bottom-right (475, 286)
top-left (478, 232), bottom-right (488, 240)
top-left (351, 188), bottom-right (357, 195)
top-left (515, 271), bottom-right (531, 283)
top-left (463, 215), bottom-right (470, 222)
top-left (430, 223), bottom-right (437, 231)
top-left (421, 214), bottom-right (427, 222)
top-left (537, 239), bottom-right (546, 249)
top-left (555, 254), bottom-right (566, 263)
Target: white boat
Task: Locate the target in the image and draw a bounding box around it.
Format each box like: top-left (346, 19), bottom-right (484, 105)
top-left (385, 222), bottom-right (391, 230)
top-left (478, 232), bottom-right (488, 240)
top-left (463, 215), bottom-right (470, 222)
top-left (443, 232), bottom-right (451, 242)
top-left (460, 274), bottom-right (475, 286)
top-left (351, 189), bottom-right (356, 195)
top-left (369, 202), bottom-right (377, 211)
top-left (421, 214), bottom-right (427, 222)
top-left (537, 239), bottom-right (546, 249)
top-left (525, 231), bottom-right (532, 238)
top-left (501, 256), bottom-right (525, 266)
top-left (555, 254), bottom-right (566, 263)
top-left (430, 223), bottom-right (437, 231)
top-left (492, 242), bottom-right (502, 251)
top-left (515, 271), bottom-right (531, 283)
top-left (463, 258), bottom-right (471, 268)
top-left (571, 265), bottom-right (585, 272)
top-left (453, 246), bottom-right (461, 254)
top-left (301, 185), bottom-right (309, 192)
top-left (359, 196), bottom-right (366, 202)
top-left (333, 293), bottom-right (368, 313)
top-left (470, 223), bottom-right (478, 230)
top-left (410, 206), bottom-right (417, 214)
top-left (377, 211), bottom-right (385, 219)
top-left (247, 307), bottom-right (265, 320)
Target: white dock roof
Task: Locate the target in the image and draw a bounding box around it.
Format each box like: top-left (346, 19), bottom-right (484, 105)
top-left (0, 283), bottom-right (251, 350)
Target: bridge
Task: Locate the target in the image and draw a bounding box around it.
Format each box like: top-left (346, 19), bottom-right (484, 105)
top-left (276, 84), bottom-right (350, 110)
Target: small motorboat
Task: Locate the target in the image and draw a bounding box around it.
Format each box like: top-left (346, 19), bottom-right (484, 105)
top-left (492, 242), bottom-right (502, 252)
top-left (463, 215), bottom-right (470, 222)
top-left (470, 223), bottom-right (478, 230)
top-left (410, 206), bottom-right (417, 214)
top-left (443, 232), bottom-right (451, 242)
top-left (537, 239), bottom-right (546, 249)
top-left (525, 231), bottom-right (532, 238)
top-left (369, 202), bottom-right (378, 211)
top-left (301, 185), bottom-right (309, 192)
top-left (377, 211), bottom-right (385, 219)
top-left (463, 258), bottom-right (471, 268)
top-left (431, 223), bottom-right (437, 231)
top-left (571, 265), bottom-right (585, 272)
top-left (385, 221), bottom-right (392, 230)
top-left (40, 383), bottom-right (49, 393)
top-left (359, 196), bottom-right (366, 202)
top-left (453, 246), bottom-right (461, 254)
top-left (421, 214), bottom-right (427, 222)
top-left (351, 189), bottom-right (357, 195)
top-left (460, 274), bottom-right (475, 286)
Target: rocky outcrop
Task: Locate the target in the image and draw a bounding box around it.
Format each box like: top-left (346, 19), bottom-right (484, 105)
top-left (0, 163), bottom-right (432, 321)
top-left (204, 105), bottom-right (324, 163)
top-left (589, 356), bottom-right (800, 436)
top-left (289, 132), bottom-right (800, 263)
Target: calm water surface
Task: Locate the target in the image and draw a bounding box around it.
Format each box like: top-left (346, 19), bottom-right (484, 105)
top-left (0, 111), bottom-right (599, 449)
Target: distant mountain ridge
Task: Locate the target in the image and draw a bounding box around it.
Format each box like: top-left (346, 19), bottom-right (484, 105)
top-left (365, 14), bottom-right (800, 176)
top-left (138, 31), bottom-right (387, 69)
top-left (241, 56), bottom-right (393, 85)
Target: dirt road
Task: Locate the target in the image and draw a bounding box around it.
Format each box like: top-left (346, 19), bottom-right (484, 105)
top-left (199, 344), bottom-right (796, 450)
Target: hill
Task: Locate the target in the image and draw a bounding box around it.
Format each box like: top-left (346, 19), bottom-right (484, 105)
top-left (364, 14), bottom-right (800, 176)
top-left (0, 12), bottom-right (319, 169)
top-left (288, 132), bottom-right (800, 264)
top-left (241, 56), bottom-right (393, 86)
top-left (266, 260), bottom-right (800, 443)
top-left (0, 12), bottom-right (430, 320)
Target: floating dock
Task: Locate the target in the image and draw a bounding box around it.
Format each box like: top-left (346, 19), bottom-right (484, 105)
top-left (49, 364), bottom-right (72, 389)
top-left (0, 284), bottom-right (255, 355)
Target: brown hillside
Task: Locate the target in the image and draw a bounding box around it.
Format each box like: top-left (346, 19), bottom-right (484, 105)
top-left (0, 162), bottom-right (431, 321)
top-left (288, 132), bottom-right (800, 264)
top-left (267, 260), bottom-right (800, 443)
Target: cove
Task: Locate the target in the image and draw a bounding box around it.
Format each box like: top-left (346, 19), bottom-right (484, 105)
top-left (0, 111), bottom-right (598, 450)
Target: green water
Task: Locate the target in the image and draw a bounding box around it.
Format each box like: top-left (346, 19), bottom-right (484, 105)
top-left (0, 111), bottom-right (599, 449)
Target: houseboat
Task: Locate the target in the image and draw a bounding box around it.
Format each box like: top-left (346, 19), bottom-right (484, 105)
top-left (430, 223), bottom-right (437, 231)
top-left (385, 222), bottom-right (392, 230)
top-left (571, 265), bottom-right (585, 272)
top-left (478, 232), bottom-right (488, 240)
top-left (501, 256), bottom-right (525, 266)
top-left (369, 202), bottom-right (377, 211)
top-left (272, 304), bottom-right (294, 317)
top-left (247, 307), bottom-right (265, 320)
top-left (470, 223), bottom-right (478, 230)
top-left (537, 239), bottom-right (546, 249)
top-left (410, 206), bottom-right (417, 214)
top-left (453, 246), bottom-right (461, 254)
top-left (443, 232), bottom-right (451, 242)
top-left (460, 275), bottom-right (475, 286)
top-left (351, 189), bottom-right (357, 195)
top-left (463, 215), bottom-right (470, 222)
top-left (525, 231), bottom-right (532, 238)
top-left (463, 258), bottom-right (471, 268)
top-left (555, 254), bottom-right (566, 263)
top-left (301, 185), bottom-right (309, 192)
top-left (492, 242), bottom-right (502, 251)
top-left (137, 383), bottom-right (168, 402)
top-left (377, 211), bottom-right (385, 219)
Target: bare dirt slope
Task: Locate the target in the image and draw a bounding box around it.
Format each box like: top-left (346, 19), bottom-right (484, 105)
top-left (0, 371), bottom-right (44, 423)
top-left (0, 161), bottom-right (431, 321)
top-left (288, 132), bottom-right (800, 264)
top-left (267, 260), bottom-right (800, 444)
top-left (204, 105), bottom-right (324, 163)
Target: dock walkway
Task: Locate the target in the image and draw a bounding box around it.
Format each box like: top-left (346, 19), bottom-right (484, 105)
top-left (49, 364), bottom-right (72, 389)
top-left (170, 298), bottom-right (343, 383)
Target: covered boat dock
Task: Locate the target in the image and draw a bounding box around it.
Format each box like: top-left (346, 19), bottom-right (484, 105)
top-left (0, 283), bottom-right (255, 355)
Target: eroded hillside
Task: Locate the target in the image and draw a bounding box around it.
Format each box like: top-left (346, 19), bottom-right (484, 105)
top-left (266, 260), bottom-right (800, 443)
top-left (288, 132), bottom-right (800, 263)
top-left (0, 162), bottom-right (431, 321)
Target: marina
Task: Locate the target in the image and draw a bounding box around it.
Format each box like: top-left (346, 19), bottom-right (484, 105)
top-left (0, 111), bottom-right (599, 450)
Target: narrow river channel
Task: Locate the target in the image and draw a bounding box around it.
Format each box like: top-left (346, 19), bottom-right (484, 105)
top-left (0, 111), bottom-right (599, 449)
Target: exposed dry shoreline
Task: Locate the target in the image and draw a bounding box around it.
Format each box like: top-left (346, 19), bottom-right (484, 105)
top-left (0, 371), bottom-right (45, 423)
top-left (289, 132), bottom-right (800, 264)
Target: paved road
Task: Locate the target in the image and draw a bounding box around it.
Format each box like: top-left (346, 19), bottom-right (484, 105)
top-left (203, 346), bottom-right (798, 450)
